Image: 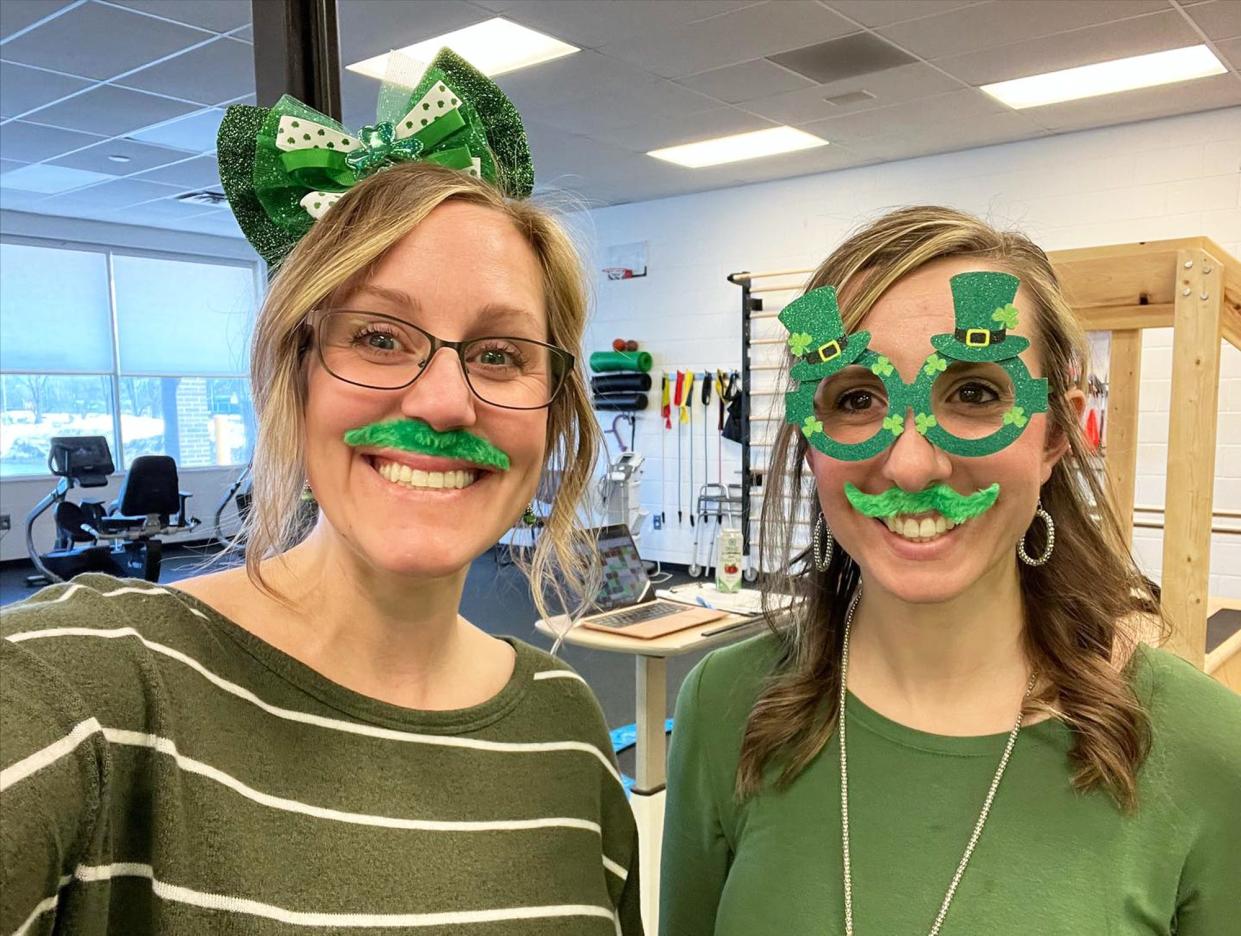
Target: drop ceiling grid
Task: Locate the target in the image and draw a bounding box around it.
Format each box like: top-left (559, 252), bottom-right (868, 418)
top-left (0, 0), bottom-right (1236, 229)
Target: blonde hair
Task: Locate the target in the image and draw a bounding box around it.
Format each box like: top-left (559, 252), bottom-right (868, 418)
top-left (235, 161), bottom-right (598, 624)
top-left (739, 206), bottom-right (1164, 811)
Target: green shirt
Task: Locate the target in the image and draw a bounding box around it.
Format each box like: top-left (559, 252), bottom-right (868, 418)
top-left (1, 574), bottom-right (642, 935)
top-left (661, 631), bottom-right (1241, 936)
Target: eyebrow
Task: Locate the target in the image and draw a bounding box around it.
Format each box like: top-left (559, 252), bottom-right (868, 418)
top-left (351, 285), bottom-right (542, 333)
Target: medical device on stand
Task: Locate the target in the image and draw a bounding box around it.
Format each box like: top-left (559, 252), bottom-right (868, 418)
top-left (595, 450), bottom-right (646, 539)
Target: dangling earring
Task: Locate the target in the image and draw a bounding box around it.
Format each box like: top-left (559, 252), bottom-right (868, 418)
top-left (301, 481), bottom-right (315, 502)
top-left (813, 512), bottom-right (833, 571)
top-left (521, 502), bottom-right (538, 527)
top-left (1018, 499), bottom-right (1055, 566)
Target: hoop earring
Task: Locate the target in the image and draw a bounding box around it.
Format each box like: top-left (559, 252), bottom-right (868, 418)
top-left (1018, 500), bottom-right (1055, 566)
top-left (813, 512), bottom-right (833, 571)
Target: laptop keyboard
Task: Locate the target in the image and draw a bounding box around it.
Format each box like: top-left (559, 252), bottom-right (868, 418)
top-left (590, 600), bottom-right (688, 629)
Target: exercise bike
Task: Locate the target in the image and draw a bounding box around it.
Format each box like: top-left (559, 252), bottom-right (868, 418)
top-left (25, 436), bottom-right (199, 587)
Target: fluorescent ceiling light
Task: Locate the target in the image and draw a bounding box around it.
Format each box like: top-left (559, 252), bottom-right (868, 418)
top-left (648, 127), bottom-right (829, 169)
top-left (346, 17), bottom-right (578, 81)
top-left (981, 45), bottom-right (1226, 110)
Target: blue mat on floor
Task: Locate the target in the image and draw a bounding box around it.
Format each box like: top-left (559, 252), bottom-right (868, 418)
top-left (611, 719), bottom-right (675, 795)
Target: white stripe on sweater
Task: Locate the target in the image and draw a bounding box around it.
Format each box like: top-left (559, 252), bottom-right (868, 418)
top-left (105, 727), bottom-right (611, 839)
top-left (533, 670), bottom-right (587, 685)
top-left (15, 863), bottom-right (618, 928)
top-left (0, 718), bottom-right (101, 793)
top-left (7, 625), bottom-right (622, 786)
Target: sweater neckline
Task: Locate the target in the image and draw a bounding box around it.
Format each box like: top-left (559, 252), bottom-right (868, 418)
top-left (166, 581), bottom-right (538, 734)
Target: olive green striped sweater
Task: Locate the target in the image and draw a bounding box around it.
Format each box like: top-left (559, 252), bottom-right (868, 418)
top-left (0, 574), bottom-right (642, 935)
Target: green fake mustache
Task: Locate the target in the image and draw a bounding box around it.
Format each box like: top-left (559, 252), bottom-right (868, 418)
top-left (343, 419), bottom-right (511, 471)
top-left (843, 482), bottom-right (1000, 523)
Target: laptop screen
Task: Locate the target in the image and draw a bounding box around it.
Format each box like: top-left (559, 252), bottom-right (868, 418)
top-left (589, 525), bottom-right (654, 612)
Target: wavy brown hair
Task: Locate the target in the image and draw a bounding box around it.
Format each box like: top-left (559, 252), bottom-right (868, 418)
top-left (232, 161), bottom-right (598, 623)
top-left (738, 206), bottom-right (1165, 811)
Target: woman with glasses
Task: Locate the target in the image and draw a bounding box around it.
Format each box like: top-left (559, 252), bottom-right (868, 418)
top-left (1, 51), bottom-right (641, 935)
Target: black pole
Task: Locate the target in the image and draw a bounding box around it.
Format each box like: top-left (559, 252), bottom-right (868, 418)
top-left (727, 272), bottom-right (753, 571)
top-left (251, 0), bottom-right (342, 120)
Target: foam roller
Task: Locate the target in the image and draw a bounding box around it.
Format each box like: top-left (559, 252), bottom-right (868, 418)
top-left (589, 350), bottom-right (652, 373)
top-left (591, 373), bottom-right (652, 393)
top-left (592, 392), bottom-right (648, 411)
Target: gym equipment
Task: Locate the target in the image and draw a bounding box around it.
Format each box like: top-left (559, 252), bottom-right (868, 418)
top-left (674, 371), bottom-right (685, 524)
top-left (687, 482), bottom-right (741, 578)
top-left (596, 451), bottom-right (645, 536)
top-left (659, 372), bottom-right (669, 528)
top-left (591, 373), bottom-right (652, 393)
top-left (592, 392), bottom-right (648, 411)
top-left (682, 372), bottom-right (695, 527)
top-left (589, 350), bottom-right (653, 373)
top-left (25, 436), bottom-right (199, 586)
top-left (213, 463), bottom-right (253, 543)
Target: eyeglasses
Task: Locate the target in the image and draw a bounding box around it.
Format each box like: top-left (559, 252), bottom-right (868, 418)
top-left (312, 309), bottom-right (575, 411)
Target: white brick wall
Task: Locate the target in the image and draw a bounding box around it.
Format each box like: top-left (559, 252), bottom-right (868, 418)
top-left (574, 107), bottom-right (1241, 595)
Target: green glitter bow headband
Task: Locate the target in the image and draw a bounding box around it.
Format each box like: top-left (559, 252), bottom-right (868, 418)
top-left (216, 47), bottom-right (534, 266)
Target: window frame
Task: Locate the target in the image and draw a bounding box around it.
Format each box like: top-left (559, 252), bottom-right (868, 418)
top-left (0, 233), bottom-right (264, 480)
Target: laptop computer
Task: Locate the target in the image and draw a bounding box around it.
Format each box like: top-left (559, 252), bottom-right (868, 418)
top-left (578, 525), bottom-right (726, 639)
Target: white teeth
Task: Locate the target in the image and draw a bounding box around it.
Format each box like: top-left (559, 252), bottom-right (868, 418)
top-left (374, 460), bottom-right (478, 491)
top-left (884, 512), bottom-right (964, 543)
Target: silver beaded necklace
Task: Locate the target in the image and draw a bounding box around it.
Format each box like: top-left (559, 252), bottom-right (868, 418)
top-left (837, 590), bottom-right (1036, 936)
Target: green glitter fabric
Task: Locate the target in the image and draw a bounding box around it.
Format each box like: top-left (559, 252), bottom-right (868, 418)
top-left (843, 482), bottom-right (1000, 523)
top-left (930, 271), bottom-right (1030, 363)
top-left (216, 47), bottom-right (534, 266)
top-left (343, 419), bottom-right (511, 471)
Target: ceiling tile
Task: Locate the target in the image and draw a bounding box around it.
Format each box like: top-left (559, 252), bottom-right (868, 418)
top-left (598, 1), bottom-right (859, 79)
top-left (102, 197), bottom-right (216, 224)
top-left (742, 62), bottom-right (963, 125)
top-left (878, 0), bottom-right (1171, 61)
top-left (23, 84), bottom-right (199, 136)
top-left (497, 50), bottom-right (719, 137)
top-left (40, 177), bottom-right (183, 211)
top-left (337, 0), bottom-right (492, 65)
top-left (115, 37), bottom-right (254, 106)
top-left (176, 210), bottom-right (244, 238)
top-left (0, 0), bottom-right (74, 39)
top-left (128, 107), bottom-right (224, 152)
top-left (0, 1), bottom-right (210, 80)
top-left (801, 88), bottom-right (1006, 143)
top-left (233, 23), bottom-right (252, 41)
top-left (849, 110), bottom-right (1047, 161)
top-left (721, 140), bottom-right (871, 185)
top-left (0, 120), bottom-right (105, 161)
top-left (0, 187), bottom-right (52, 212)
top-left (0, 62), bottom-right (92, 119)
top-left (0, 163), bottom-right (113, 193)
top-left (938, 11), bottom-right (1202, 85)
top-left (768, 33), bottom-right (917, 84)
top-left (131, 154), bottom-right (221, 188)
top-left (1021, 73), bottom-right (1241, 133)
top-left (109, 0), bottom-right (251, 32)
top-left (476, 1), bottom-right (759, 49)
top-left (821, 0), bottom-right (984, 29)
top-left (1217, 37), bottom-right (1241, 69)
top-left (676, 58), bottom-right (817, 104)
top-left (590, 106), bottom-right (777, 152)
top-left (1186, 1), bottom-right (1241, 40)
top-left (0, 158), bottom-right (30, 173)
top-left (49, 137), bottom-right (193, 175)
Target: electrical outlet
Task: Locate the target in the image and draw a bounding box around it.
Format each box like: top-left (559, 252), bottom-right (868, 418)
top-left (653, 515), bottom-right (663, 530)
top-left (0, 514), bottom-right (10, 533)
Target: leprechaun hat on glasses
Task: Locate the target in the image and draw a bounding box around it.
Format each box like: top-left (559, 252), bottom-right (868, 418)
top-left (216, 48), bottom-right (533, 266)
top-left (931, 271), bottom-right (1030, 363)
top-left (780, 285), bottom-right (871, 382)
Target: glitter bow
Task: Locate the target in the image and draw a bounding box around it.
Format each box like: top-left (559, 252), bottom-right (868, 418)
top-left (217, 47), bottom-right (534, 266)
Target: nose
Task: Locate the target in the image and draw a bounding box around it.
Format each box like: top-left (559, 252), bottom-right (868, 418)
top-left (399, 347), bottom-right (477, 431)
top-left (879, 406), bottom-right (953, 492)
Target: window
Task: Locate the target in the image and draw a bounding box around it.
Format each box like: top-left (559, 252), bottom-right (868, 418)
top-left (0, 238), bottom-right (259, 478)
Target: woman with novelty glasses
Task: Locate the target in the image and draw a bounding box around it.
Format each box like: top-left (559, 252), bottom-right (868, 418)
top-left (1, 50), bottom-right (641, 934)
top-left (660, 206), bottom-right (1240, 936)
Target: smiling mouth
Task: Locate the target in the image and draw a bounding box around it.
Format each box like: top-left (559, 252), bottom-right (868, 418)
top-left (370, 456), bottom-right (482, 491)
top-left (878, 511), bottom-right (970, 544)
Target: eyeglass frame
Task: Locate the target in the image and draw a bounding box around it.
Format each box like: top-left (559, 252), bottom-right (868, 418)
top-left (309, 308), bottom-right (576, 411)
